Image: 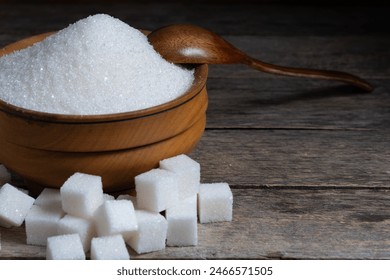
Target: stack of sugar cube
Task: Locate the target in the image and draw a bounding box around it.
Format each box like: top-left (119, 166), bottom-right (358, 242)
top-left (0, 154), bottom-right (233, 259)
top-left (134, 154), bottom-right (233, 249)
top-left (21, 172), bottom-right (133, 260)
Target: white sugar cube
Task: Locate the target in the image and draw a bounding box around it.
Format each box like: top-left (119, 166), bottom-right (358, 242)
top-left (90, 234), bottom-right (130, 260)
top-left (16, 187), bottom-right (29, 195)
top-left (117, 194), bottom-right (137, 208)
top-left (57, 214), bottom-right (96, 252)
top-left (0, 183), bottom-right (35, 228)
top-left (135, 168), bottom-right (179, 212)
top-left (166, 195), bottom-right (197, 246)
top-left (46, 234), bottom-right (86, 260)
top-left (0, 164), bottom-right (11, 185)
top-left (160, 154), bottom-right (200, 199)
top-left (35, 188), bottom-right (62, 208)
top-left (126, 210), bottom-right (167, 254)
top-left (94, 200), bottom-right (137, 239)
top-left (198, 183), bottom-right (233, 223)
top-left (60, 172), bottom-right (104, 219)
top-left (103, 193), bottom-right (115, 201)
top-left (25, 205), bottom-right (65, 246)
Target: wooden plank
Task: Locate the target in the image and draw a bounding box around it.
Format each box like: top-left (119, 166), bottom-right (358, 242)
top-left (204, 78), bottom-right (390, 129)
top-left (1, 188), bottom-right (389, 259)
top-left (191, 129), bottom-right (390, 188)
top-left (0, 4), bottom-right (389, 39)
top-left (0, 1), bottom-right (388, 262)
top-left (206, 36), bottom-right (390, 79)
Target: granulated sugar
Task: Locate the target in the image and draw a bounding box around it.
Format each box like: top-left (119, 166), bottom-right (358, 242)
top-left (0, 14), bottom-right (194, 115)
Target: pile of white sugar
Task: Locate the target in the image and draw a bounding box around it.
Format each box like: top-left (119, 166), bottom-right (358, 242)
top-left (0, 14), bottom-right (194, 115)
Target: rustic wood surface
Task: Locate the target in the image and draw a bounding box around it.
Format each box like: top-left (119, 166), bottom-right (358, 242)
top-left (0, 2), bottom-right (389, 259)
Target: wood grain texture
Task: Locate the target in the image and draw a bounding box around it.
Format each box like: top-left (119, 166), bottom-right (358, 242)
top-left (1, 188), bottom-right (389, 259)
top-left (0, 2), bottom-right (389, 260)
top-left (192, 130), bottom-right (390, 188)
top-left (206, 36), bottom-right (390, 79)
top-left (205, 79), bottom-right (390, 129)
top-left (0, 4), bottom-right (389, 39)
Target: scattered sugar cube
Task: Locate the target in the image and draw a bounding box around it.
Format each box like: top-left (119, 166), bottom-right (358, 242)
top-left (160, 154), bottom-right (200, 199)
top-left (126, 210), bottom-right (167, 254)
top-left (135, 168), bottom-right (180, 212)
top-left (94, 200), bottom-right (137, 239)
top-left (117, 194), bottom-right (137, 208)
top-left (46, 234), bottom-right (86, 260)
top-left (103, 193), bottom-right (115, 201)
top-left (166, 195), bottom-right (198, 246)
top-left (0, 164), bottom-right (11, 185)
top-left (57, 214), bottom-right (96, 252)
top-left (0, 183), bottom-right (35, 228)
top-left (198, 183), bottom-right (233, 223)
top-left (35, 188), bottom-right (62, 208)
top-left (25, 205), bottom-right (65, 246)
top-left (60, 172), bottom-right (104, 219)
top-left (16, 187), bottom-right (29, 195)
top-left (90, 234), bottom-right (130, 260)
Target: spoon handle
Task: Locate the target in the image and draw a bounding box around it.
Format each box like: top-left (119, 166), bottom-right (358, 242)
top-left (243, 56), bottom-right (374, 92)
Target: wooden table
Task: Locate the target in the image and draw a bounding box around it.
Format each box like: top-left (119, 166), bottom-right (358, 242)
top-left (0, 2), bottom-right (389, 259)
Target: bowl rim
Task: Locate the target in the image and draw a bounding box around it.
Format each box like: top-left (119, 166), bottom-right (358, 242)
top-left (0, 31), bottom-right (208, 124)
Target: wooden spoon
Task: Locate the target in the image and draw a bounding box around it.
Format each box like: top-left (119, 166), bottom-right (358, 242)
top-left (148, 24), bottom-right (373, 92)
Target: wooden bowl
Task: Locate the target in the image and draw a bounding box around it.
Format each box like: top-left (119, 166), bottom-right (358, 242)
top-left (0, 33), bottom-right (208, 194)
